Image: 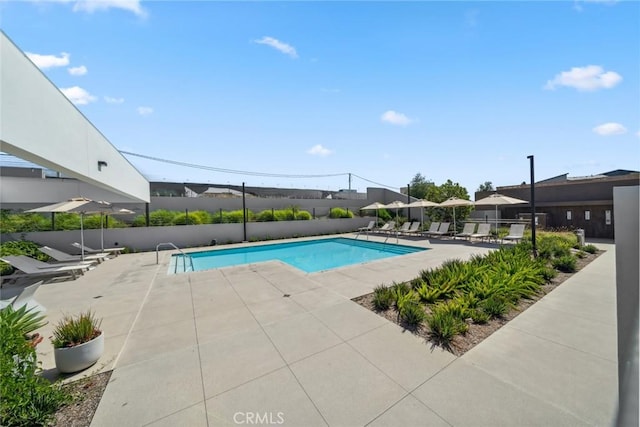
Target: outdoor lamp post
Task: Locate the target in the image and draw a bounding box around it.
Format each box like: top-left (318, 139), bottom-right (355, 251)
top-left (527, 155), bottom-right (537, 257)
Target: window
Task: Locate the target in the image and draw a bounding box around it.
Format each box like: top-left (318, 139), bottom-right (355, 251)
top-left (585, 210), bottom-right (591, 221)
top-left (566, 210), bottom-right (572, 220)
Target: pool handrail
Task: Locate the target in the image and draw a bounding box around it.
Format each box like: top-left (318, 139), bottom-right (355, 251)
top-left (156, 242), bottom-right (194, 272)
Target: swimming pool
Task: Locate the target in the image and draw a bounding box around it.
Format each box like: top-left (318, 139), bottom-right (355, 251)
top-left (170, 237), bottom-right (426, 274)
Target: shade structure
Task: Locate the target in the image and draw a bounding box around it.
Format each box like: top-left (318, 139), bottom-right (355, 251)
top-left (438, 197), bottom-right (475, 233)
top-left (381, 201), bottom-right (407, 243)
top-left (474, 193), bottom-right (527, 234)
top-left (26, 198), bottom-right (132, 259)
top-left (406, 199), bottom-right (439, 229)
top-left (360, 202), bottom-right (387, 226)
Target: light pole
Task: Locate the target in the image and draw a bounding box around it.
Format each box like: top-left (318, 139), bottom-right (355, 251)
top-left (527, 155), bottom-right (537, 257)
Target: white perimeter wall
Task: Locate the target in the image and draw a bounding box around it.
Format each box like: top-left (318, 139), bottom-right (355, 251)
top-left (0, 32), bottom-right (149, 203)
top-left (0, 218), bottom-right (371, 251)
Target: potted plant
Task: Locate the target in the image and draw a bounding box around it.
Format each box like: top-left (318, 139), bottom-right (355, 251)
top-left (52, 310), bottom-right (104, 374)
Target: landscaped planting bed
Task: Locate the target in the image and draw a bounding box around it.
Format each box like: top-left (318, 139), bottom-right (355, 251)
top-left (354, 233), bottom-right (602, 356)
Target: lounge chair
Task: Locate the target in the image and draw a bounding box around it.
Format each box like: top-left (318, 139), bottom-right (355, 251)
top-left (39, 246), bottom-right (108, 264)
top-left (403, 222), bottom-right (422, 235)
top-left (423, 222), bottom-right (441, 237)
top-left (396, 222), bottom-right (412, 234)
top-left (72, 242), bottom-right (123, 257)
top-left (454, 223), bottom-right (477, 240)
top-left (470, 223), bottom-right (492, 242)
top-left (0, 255), bottom-right (91, 283)
top-left (374, 221), bottom-right (395, 233)
top-left (357, 221), bottom-right (376, 233)
top-left (502, 224), bottom-right (526, 244)
top-left (430, 222), bottom-right (451, 238)
top-left (0, 281), bottom-right (46, 312)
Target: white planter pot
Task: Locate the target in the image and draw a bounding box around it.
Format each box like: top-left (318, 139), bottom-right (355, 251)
top-left (54, 332), bottom-right (104, 374)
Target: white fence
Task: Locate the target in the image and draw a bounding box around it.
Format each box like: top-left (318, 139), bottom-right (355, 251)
top-left (1, 218), bottom-right (371, 251)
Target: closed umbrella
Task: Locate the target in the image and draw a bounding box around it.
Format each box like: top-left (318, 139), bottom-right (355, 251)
top-left (474, 193), bottom-right (527, 235)
top-left (438, 197), bottom-right (475, 233)
top-left (406, 199), bottom-right (439, 230)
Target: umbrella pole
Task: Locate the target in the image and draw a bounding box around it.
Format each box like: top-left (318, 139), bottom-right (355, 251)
top-left (495, 205), bottom-right (498, 242)
top-left (100, 213), bottom-right (105, 252)
top-left (453, 207), bottom-right (456, 235)
top-left (80, 213), bottom-right (85, 262)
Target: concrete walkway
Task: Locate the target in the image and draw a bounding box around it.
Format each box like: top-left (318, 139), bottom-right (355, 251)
top-left (26, 236), bottom-right (617, 426)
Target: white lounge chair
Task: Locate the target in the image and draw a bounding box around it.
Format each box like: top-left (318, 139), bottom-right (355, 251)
top-left (502, 224), bottom-right (526, 244)
top-left (396, 222), bottom-right (412, 234)
top-left (374, 221), bottom-right (395, 233)
top-left (39, 246), bottom-right (108, 264)
top-left (0, 255), bottom-right (90, 283)
top-left (357, 221), bottom-right (376, 233)
top-left (454, 223), bottom-right (477, 240)
top-left (430, 222), bottom-right (451, 238)
top-left (72, 242), bottom-right (123, 257)
top-left (403, 222), bottom-right (422, 235)
top-left (470, 223), bottom-right (492, 242)
top-left (0, 281), bottom-right (46, 312)
top-left (424, 222), bottom-right (441, 237)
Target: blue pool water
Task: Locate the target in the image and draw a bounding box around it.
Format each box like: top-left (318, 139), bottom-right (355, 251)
top-left (170, 237), bottom-right (426, 274)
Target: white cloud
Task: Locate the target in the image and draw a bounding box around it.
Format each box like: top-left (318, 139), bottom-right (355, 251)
top-left (72, 0), bottom-right (147, 17)
top-left (25, 52), bottom-right (70, 69)
top-left (104, 96), bottom-right (124, 104)
top-left (68, 65), bottom-right (87, 76)
top-left (307, 144), bottom-right (333, 157)
top-left (545, 65), bottom-right (622, 91)
top-left (380, 110), bottom-right (413, 126)
top-left (253, 36), bottom-right (298, 58)
top-left (592, 122), bottom-right (627, 136)
top-left (60, 86), bottom-right (97, 105)
top-left (636, 130), bottom-right (640, 138)
top-left (137, 106), bottom-right (153, 116)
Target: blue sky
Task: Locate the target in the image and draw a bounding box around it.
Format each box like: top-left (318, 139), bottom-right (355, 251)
top-left (2, 0), bottom-right (639, 195)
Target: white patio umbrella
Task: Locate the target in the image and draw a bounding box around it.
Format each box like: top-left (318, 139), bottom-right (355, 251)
top-left (474, 193), bottom-right (527, 234)
top-left (27, 198), bottom-right (112, 261)
top-left (381, 201), bottom-right (407, 243)
top-left (406, 199), bottom-right (439, 229)
top-left (360, 202), bottom-right (387, 226)
top-left (381, 201), bottom-right (407, 224)
top-left (439, 197), bottom-right (475, 233)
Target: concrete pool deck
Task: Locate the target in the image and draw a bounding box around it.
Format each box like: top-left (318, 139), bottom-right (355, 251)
top-left (21, 234), bottom-right (618, 426)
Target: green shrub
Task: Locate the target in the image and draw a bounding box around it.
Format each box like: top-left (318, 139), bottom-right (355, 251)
top-left (575, 250), bottom-right (587, 259)
top-left (400, 302), bottom-right (426, 327)
top-left (583, 244), bottom-right (598, 254)
top-left (190, 210), bottom-right (212, 224)
top-left (480, 296), bottom-right (509, 318)
top-left (470, 309), bottom-right (490, 324)
top-left (329, 208), bottom-right (353, 219)
top-left (1, 307), bottom-right (70, 426)
top-left (427, 308), bottom-right (468, 345)
top-left (372, 285), bottom-right (394, 311)
top-left (172, 213), bottom-right (202, 225)
top-left (0, 211), bottom-right (51, 233)
top-left (295, 210), bottom-right (312, 220)
top-left (148, 210), bottom-right (178, 226)
top-left (552, 255), bottom-right (577, 273)
top-left (274, 209), bottom-right (295, 221)
top-left (377, 209), bottom-right (392, 222)
top-left (541, 265), bottom-right (558, 282)
top-left (256, 210), bottom-right (275, 222)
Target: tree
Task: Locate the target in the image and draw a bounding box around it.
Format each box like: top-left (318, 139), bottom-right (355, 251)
top-left (477, 181), bottom-right (494, 192)
top-left (424, 180), bottom-right (473, 226)
top-left (408, 173), bottom-right (434, 200)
